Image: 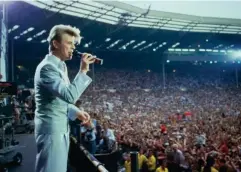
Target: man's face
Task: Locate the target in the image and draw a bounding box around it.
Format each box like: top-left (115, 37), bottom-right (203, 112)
top-left (53, 33), bottom-right (76, 61)
top-left (148, 150), bottom-right (153, 156)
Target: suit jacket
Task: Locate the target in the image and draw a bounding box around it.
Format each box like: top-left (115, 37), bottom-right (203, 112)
top-left (34, 54), bottom-right (92, 134)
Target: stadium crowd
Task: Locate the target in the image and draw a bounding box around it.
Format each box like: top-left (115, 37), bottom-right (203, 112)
top-left (77, 68), bottom-right (241, 172)
top-left (14, 67), bottom-right (241, 172)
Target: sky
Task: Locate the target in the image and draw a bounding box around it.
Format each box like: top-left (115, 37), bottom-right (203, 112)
top-left (117, 1), bottom-right (241, 19)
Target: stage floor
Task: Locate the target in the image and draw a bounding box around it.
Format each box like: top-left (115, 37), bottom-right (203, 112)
top-left (8, 134), bottom-right (36, 172)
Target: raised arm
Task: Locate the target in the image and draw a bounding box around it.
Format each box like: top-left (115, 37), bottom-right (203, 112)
top-left (40, 63), bottom-right (92, 104)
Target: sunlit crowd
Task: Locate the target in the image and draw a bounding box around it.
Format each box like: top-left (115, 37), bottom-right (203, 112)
top-left (77, 68), bottom-right (241, 172)
top-left (14, 67), bottom-right (241, 172)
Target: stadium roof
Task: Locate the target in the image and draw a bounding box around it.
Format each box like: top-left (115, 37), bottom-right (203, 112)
top-left (121, 1), bottom-right (241, 20)
top-left (7, 1), bottom-right (241, 60)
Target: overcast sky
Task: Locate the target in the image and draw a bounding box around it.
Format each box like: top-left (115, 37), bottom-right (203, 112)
top-left (118, 1), bottom-right (241, 19)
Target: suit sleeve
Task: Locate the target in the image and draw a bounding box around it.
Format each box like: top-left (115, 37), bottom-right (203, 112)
top-left (67, 104), bottom-right (81, 121)
top-left (40, 64), bottom-right (92, 104)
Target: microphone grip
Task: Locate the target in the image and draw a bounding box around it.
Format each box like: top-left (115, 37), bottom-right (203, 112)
top-left (75, 51), bottom-right (103, 65)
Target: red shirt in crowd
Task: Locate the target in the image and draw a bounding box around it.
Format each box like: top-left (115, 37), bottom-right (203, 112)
top-left (160, 124), bottom-right (167, 134)
top-left (219, 143), bottom-right (229, 154)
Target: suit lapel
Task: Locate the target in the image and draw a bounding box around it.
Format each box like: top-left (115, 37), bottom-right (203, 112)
top-left (45, 54), bottom-right (70, 85)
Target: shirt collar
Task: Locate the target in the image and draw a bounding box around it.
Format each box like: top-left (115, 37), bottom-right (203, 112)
top-left (45, 53), bottom-right (64, 69)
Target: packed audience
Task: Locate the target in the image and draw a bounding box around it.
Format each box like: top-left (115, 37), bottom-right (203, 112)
top-left (76, 68), bottom-right (241, 172)
top-left (13, 66), bottom-right (241, 172)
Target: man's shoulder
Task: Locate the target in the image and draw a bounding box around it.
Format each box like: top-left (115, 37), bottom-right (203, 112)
top-left (156, 167), bottom-right (161, 172)
top-left (211, 167), bottom-right (218, 172)
top-left (177, 149), bottom-right (183, 154)
top-left (35, 59), bottom-right (59, 76)
top-left (36, 58), bottom-right (47, 71)
top-left (36, 54), bottom-right (61, 70)
top-left (37, 59), bottom-right (55, 69)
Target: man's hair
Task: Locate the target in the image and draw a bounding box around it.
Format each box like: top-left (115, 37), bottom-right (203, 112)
top-left (47, 24), bottom-right (81, 51)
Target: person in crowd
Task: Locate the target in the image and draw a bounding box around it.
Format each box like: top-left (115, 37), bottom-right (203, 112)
top-left (124, 153), bottom-right (131, 172)
top-left (202, 156), bottom-right (218, 172)
top-left (147, 150), bottom-right (156, 172)
top-left (138, 148), bottom-right (148, 171)
top-left (156, 160), bottom-right (168, 172)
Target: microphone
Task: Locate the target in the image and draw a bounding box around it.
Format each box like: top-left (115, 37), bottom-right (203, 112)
top-left (73, 50), bottom-right (103, 65)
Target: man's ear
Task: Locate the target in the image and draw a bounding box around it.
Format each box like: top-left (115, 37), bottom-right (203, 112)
top-left (52, 40), bottom-right (59, 50)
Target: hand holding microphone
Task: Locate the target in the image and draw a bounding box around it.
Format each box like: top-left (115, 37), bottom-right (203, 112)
top-left (80, 53), bottom-right (95, 73)
top-left (75, 50), bottom-right (103, 74)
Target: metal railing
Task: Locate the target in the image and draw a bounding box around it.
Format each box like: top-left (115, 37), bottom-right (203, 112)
top-left (70, 136), bottom-right (109, 172)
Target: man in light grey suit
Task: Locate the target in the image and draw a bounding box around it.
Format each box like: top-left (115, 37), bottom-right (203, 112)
top-left (34, 24), bottom-right (96, 172)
